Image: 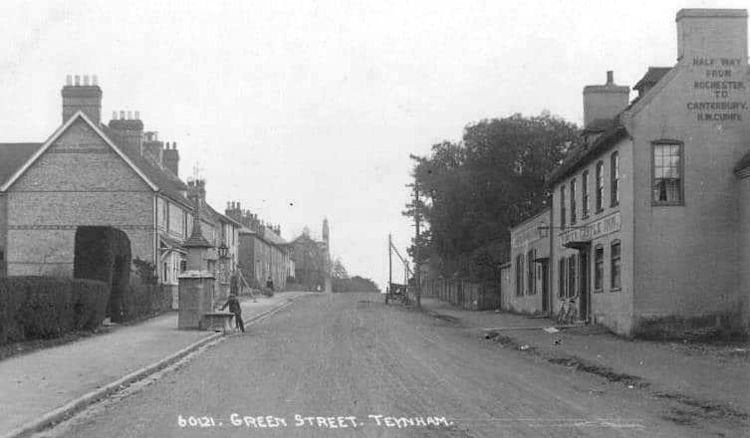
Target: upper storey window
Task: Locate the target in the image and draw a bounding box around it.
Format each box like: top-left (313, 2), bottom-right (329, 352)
top-left (595, 161), bottom-right (604, 213)
top-left (652, 142), bottom-right (683, 205)
top-left (610, 152), bottom-right (620, 207)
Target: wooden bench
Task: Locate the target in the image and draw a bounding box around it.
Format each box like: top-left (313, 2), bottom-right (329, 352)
top-left (201, 312), bottom-right (236, 334)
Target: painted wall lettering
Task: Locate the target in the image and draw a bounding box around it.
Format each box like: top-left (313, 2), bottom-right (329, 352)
top-left (560, 212), bottom-right (621, 245)
top-left (688, 57), bottom-right (748, 122)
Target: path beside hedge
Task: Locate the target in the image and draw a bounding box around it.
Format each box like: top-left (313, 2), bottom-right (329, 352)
top-left (0, 291), bottom-right (311, 437)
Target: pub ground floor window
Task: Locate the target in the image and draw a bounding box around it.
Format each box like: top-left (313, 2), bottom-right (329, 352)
top-left (515, 254), bottom-right (524, 296)
top-left (527, 249), bottom-right (536, 295)
top-left (594, 244), bottom-right (604, 291)
top-left (567, 254), bottom-right (576, 298)
top-left (558, 257), bottom-right (566, 298)
top-left (611, 241), bottom-right (621, 290)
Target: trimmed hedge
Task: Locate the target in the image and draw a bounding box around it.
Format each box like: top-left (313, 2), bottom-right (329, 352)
top-left (73, 226), bottom-right (131, 322)
top-left (0, 276), bottom-right (109, 345)
top-left (122, 284), bottom-right (172, 321)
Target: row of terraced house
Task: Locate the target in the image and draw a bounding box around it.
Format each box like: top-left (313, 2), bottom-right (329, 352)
top-left (500, 9), bottom-right (750, 337)
top-left (0, 75), bottom-right (329, 307)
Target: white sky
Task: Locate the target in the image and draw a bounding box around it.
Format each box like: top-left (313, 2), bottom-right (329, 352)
top-left (1, 0), bottom-right (747, 288)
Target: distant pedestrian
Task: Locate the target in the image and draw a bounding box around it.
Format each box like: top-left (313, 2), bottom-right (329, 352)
top-left (266, 276), bottom-right (274, 291)
top-left (220, 293), bottom-right (244, 333)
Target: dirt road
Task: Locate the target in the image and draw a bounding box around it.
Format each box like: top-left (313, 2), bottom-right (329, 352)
top-left (38, 293), bottom-right (744, 437)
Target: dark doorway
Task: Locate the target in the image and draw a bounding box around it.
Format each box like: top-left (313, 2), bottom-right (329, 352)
top-left (579, 249), bottom-right (590, 322)
top-left (541, 261), bottom-right (549, 313)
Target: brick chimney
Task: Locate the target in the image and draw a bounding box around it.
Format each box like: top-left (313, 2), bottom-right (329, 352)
top-left (187, 179), bottom-right (207, 207)
top-left (162, 141), bottom-right (180, 176)
top-left (225, 201), bottom-right (243, 223)
top-left (582, 71), bottom-right (630, 128)
top-left (676, 9), bottom-right (747, 63)
top-left (108, 110), bottom-right (144, 156)
top-left (62, 75), bottom-right (102, 124)
top-left (142, 131), bottom-right (164, 166)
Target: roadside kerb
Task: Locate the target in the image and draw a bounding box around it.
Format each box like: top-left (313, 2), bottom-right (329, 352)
top-left (1, 293), bottom-right (309, 438)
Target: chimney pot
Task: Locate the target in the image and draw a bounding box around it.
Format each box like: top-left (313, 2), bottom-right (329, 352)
top-left (127, 110), bottom-right (132, 120)
top-left (173, 141), bottom-right (177, 149)
top-left (135, 110), bottom-right (140, 120)
top-left (119, 110), bottom-right (126, 120)
top-left (83, 75), bottom-right (90, 86)
top-left (112, 111), bottom-right (117, 120)
top-left (62, 75), bottom-right (102, 123)
top-left (92, 75), bottom-right (98, 86)
top-left (582, 70), bottom-right (630, 128)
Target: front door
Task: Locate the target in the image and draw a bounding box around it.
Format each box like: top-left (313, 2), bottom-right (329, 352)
top-left (579, 249), bottom-right (590, 322)
top-left (541, 261), bottom-right (549, 313)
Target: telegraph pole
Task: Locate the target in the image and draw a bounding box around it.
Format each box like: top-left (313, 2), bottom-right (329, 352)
top-left (388, 234), bottom-right (393, 293)
top-left (413, 181), bottom-right (421, 308)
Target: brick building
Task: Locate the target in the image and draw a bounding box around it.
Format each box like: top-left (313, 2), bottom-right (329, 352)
top-left (225, 202), bottom-right (290, 292)
top-left (0, 76), bottom-right (240, 307)
top-left (288, 219), bottom-right (331, 292)
top-left (501, 209), bottom-right (552, 315)
top-left (504, 9), bottom-right (749, 336)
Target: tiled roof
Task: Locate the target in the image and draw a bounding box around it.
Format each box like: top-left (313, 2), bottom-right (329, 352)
top-left (262, 228), bottom-right (288, 246)
top-left (634, 67), bottom-right (672, 92)
top-left (547, 67), bottom-right (673, 187)
top-left (546, 118), bottom-right (628, 186)
top-left (583, 118), bottom-right (617, 134)
top-left (0, 143), bottom-right (42, 187)
top-left (99, 125), bottom-right (190, 206)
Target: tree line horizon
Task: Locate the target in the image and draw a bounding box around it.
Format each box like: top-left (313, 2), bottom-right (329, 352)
top-left (405, 111), bottom-right (581, 283)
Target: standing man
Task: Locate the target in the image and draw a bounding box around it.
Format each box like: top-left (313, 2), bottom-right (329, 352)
top-left (220, 294), bottom-right (244, 333)
top-left (266, 276), bottom-right (274, 296)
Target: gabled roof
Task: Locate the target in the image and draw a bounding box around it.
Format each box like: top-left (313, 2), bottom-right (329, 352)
top-left (1, 111), bottom-right (157, 192)
top-left (99, 124), bottom-right (190, 206)
top-left (546, 66), bottom-right (676, 187)
top-left (0, 143), bottom-right (42, 187)
top-left (633, 67), bottom-right (672, 92)
top-left (202, 203), bottom-right (243, 228)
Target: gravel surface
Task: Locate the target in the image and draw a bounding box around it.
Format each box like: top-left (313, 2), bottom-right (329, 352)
top-left (37, 293), bottom-right (744, 437)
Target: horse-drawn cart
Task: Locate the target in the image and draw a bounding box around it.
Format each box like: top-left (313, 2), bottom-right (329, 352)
top-left (385, 283), bottom-right (407, 304)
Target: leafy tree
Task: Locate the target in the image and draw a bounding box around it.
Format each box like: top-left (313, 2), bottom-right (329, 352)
top-left (328, 257), bottom-right (380, 292)
top-left (407, 112), bottom-right (579, 282)
top-left (332, 257), bottom-right (348, 280)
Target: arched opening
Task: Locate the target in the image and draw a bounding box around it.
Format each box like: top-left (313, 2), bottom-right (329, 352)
top-left (73, 226), bottom-right (131, 322)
